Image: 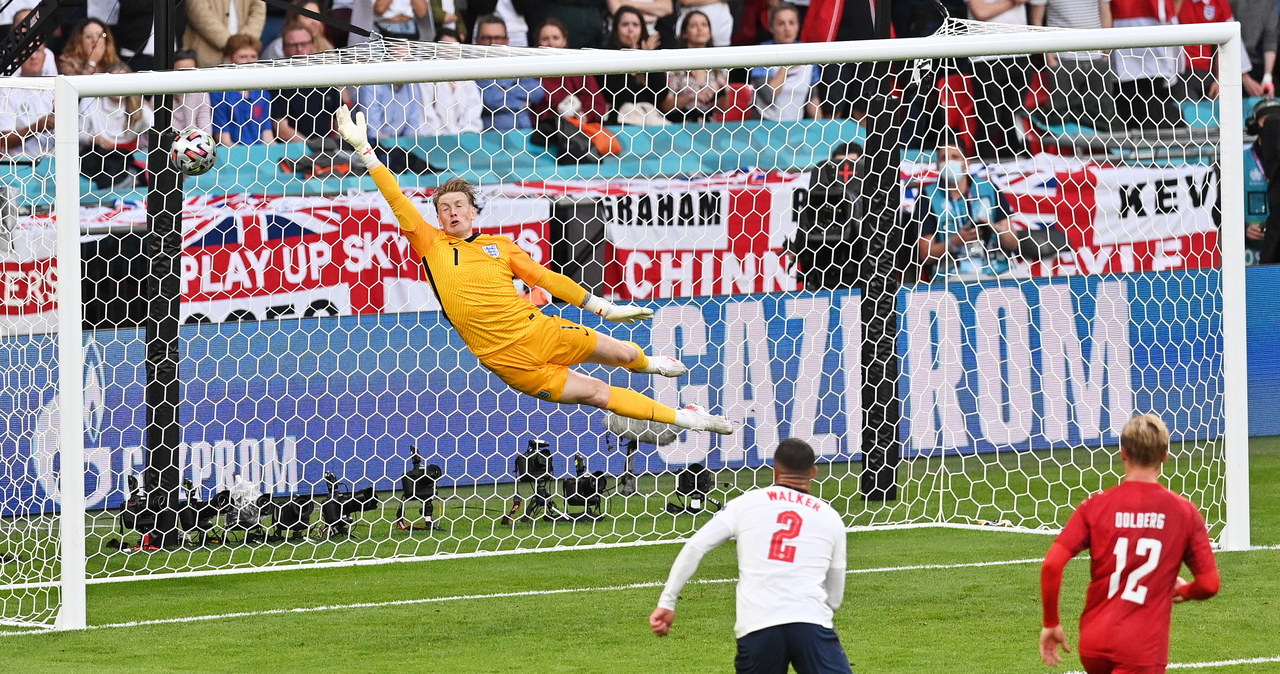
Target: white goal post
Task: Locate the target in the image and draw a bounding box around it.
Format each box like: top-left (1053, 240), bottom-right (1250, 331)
top-left (0, 22), bottom-right (1249, 632)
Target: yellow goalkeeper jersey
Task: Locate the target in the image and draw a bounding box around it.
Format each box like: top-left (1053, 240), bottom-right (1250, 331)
top-left (371, 165), bottom-right (589, 357)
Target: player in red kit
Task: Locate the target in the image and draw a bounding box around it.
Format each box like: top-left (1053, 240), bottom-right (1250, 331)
top-left (1040, 414), bottom-right (1220, 673)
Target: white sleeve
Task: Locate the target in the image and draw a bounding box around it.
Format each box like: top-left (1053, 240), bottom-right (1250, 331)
top-left (657, 512), bottom-right (736, 611)
top-left (824, 519), bottom-right (847, 612)
top-left (0, 99), bottom-right (16, 134)
top-left (459, 82), bottom-right (484, 134)
top-left (419, 83), bottom-right (444, 135)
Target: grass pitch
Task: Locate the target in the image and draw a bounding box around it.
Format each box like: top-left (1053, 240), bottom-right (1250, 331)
top-left (0, 438), bottom-right (1275, 673)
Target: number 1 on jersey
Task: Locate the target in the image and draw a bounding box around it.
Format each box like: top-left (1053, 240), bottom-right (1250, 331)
top-left (768, 511), bottom-right (804, 563)
top-left (453, 248), bottom-right (460, 266)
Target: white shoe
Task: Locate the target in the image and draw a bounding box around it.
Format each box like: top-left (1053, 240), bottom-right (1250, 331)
top-left (674, 404), bottom-right (735, 435)
top-left (637, 355), bottom-right (687, 378)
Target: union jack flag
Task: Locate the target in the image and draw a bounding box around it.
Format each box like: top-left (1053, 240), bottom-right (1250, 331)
top-left (181, 195), bottom-right (344, 249)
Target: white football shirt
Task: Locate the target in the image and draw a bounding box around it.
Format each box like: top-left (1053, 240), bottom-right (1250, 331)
top-left (658, 485), bottom-right (847, 638)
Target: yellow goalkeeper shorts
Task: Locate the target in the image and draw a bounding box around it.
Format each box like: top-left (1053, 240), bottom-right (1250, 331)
top-left (479, 316), bottom-right (599, 402)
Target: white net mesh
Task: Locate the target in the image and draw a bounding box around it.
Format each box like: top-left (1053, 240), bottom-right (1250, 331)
top-left (0, 23), bottom-right (1242, 625)
top-left (0, 76), bottom-right (59, 627)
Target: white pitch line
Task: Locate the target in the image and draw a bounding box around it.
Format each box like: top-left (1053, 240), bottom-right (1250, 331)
top-left (0, 557), bottom-right (1043, 636)
top-left (1066, 656), bottom-right (1280, 672)
top-left (1247, 543), bottom-right (1280, 550)
top-left (3, 548), bottom-right (1277, 636)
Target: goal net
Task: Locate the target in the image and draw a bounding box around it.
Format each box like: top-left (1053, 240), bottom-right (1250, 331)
top-left (0, 20), bottom-right (1248, 630)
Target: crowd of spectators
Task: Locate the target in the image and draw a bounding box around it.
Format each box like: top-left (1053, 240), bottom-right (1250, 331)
top-left (0, 0), bottom-right (1275, 281)
top-left (1, 0), bottom-right (1278, 189)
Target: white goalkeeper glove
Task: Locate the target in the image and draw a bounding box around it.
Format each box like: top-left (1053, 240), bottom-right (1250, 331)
top-left (335, 104), bottom-right (379, 167)
top-left (583, 294), bottom-right (653, 323)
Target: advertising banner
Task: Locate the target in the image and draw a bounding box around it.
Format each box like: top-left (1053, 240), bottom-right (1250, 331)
top-left (0, 270), bottom-right (1227, 515)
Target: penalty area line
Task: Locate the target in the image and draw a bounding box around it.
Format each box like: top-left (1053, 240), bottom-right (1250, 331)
top-left (0, 557), bottom-right (1043, 636)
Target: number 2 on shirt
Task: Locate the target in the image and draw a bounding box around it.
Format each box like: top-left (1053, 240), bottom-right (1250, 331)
top-left (768, 511), bottom-right (803, 563)
top-left (1108, 536), bottom-right (1163, 604)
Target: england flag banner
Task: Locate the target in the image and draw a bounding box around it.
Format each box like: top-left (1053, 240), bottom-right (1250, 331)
top-left (903, 155), bottom-right (1221, 277)
top-left (504, 170), bottom-right (805, 300)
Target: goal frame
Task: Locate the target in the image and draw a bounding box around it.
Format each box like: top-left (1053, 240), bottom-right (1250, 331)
top-left (36, 23), bottom-right (1248, 632)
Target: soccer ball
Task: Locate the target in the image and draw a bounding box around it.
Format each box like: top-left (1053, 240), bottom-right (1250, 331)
top-left (170, 128), bottom-right (217, 176)
top-left (605, 412), bottom-right (680, 446)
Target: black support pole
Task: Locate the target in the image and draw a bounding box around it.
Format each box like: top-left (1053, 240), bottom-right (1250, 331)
top-left (143, 0), bottom-right (185, 547)
top-left (859, 0), bottom-right (903, 501)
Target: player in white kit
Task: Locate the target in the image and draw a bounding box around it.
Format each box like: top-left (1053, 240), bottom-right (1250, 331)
top-left (650, 438), bottom-right (852, 673)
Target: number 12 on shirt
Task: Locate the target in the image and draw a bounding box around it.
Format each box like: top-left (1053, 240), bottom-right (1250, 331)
top-left (769, 511), bottom-right (803, 563)
top-left (1108, 536), bottom-right (1163, 605)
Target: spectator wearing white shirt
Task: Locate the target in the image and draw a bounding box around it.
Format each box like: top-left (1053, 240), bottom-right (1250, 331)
top-left (749, 4), bottom-right (822, 121)
top-left (170, 50), bottom-right (213, 134)
top-left (608, 0), bottom-right (674, 44)
top-left (373, 0), bottom-right (428, 37)
top-left (420, 29), bottom-right (483, 135)
top-left (662, 11), bottom-right (730, 122)
top-left (6, 8), bottom-right (58, 76)
top-left (0, 47), bottom-right (55, 159)
top-left (674, 0), bottom-right (732, 46)
top-left (650, 438), bottom-right (852, 673)
top-left (79, 90), bottom-right (154, 190)
top-left (357, 82), bottom-right (428, 138)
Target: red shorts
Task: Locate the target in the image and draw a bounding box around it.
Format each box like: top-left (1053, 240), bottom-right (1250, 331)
top-left (479, 316), bottom-right (598, 402)
top-left (1080, 655), bottom-right (1166, 674)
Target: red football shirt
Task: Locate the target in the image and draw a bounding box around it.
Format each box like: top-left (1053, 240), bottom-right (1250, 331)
top-left (1054, 481), bottom-right (1218, 667)
top-left (1178, 0), bottom-right (1236, 73)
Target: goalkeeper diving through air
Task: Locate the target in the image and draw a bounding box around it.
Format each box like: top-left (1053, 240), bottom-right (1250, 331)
top-left (336, 106), bottom-right (734, 435)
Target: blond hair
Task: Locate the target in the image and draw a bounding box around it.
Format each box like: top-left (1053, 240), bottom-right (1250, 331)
top-left (433, 178), bottom-right (478, 209)
top-left (1120, 413), bottom-right (1170, 467)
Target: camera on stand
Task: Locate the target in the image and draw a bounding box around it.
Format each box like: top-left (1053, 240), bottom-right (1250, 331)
top-left (667, 463), bottom-right (724, 514)
top-left (561, 454), bottom-right (610, 520)
top-left (115, 474), bottom-right (166, 550)
top-left (397, 445), bottom-right (444, 532)
top-left (319, 471), bottom-right (378, 537)
top-left (178, 479), bottom-right (229, 546)
top-left (617, 438), bottom-right (638, 496)
top-left (268, 494), bottom-right (315, 543)
top-left (514, 437), bottom-right (554, 491)
top-left (502, 438), bottom-right (565, 523)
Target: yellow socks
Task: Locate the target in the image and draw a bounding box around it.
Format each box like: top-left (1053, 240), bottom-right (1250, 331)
top-left (624, 342), bottom-right (649, 371)
top-left (605, 386), bottom-right (677, 424)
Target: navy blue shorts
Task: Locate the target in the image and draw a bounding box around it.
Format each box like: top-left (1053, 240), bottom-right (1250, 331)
top-left (734, 622), bottom-right (853, 674)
